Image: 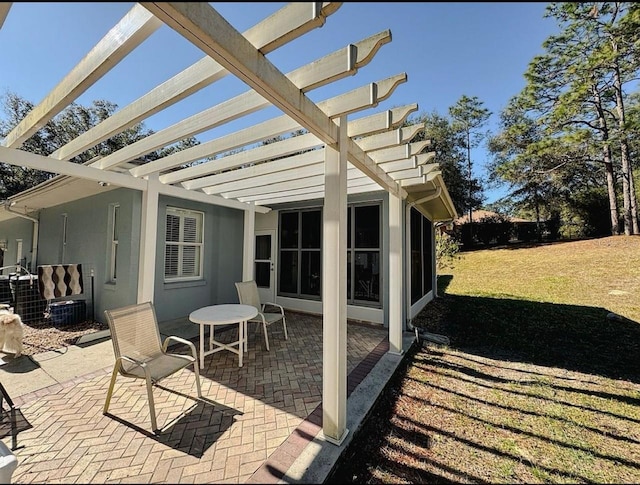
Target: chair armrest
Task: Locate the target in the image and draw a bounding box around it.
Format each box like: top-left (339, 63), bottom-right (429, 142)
top-left (163, 335), bottom-right (198, 361)
top-left (118, 355), bottom-right (145, 368)
top-left (117, 355), bottom-right (150, 376)
top-left (264, 302), bottom-right (285, 315)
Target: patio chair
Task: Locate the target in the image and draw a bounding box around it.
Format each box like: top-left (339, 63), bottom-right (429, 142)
top-left (103, 301), bottom-right (202, 434)
top-left (235, 280), bottom-right (288, 351)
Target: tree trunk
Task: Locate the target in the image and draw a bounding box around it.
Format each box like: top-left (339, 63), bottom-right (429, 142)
top-left (612, 43), bottom-right (637, 234)
top-left (467, 130), bottom-right (473, 244)
top-left (592, 84), bottom-right (619, 235)
top-left (628, 159), bottom-right (639, 234)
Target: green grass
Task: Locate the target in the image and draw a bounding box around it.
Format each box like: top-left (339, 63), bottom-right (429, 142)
top-left (329, 236), bottom-right (640, 484)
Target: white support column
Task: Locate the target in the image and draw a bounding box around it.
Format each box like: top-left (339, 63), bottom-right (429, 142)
top-left (432, 223), bottom-right (438, 298)
top-left (243, 203), bottom-right (256, 281)
top-left (322, 115), bottom-right (348, 446)
top-left (137, 174), bottom-right (159, 303)
top-left (388, 193), bottom-right (404, 355)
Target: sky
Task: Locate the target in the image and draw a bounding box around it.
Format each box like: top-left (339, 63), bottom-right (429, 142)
top-left (0, 2), bottom-right (560, 204)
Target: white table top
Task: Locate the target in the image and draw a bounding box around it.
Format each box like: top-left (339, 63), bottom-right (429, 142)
top-left (189, 304), bottom-right (258, 325)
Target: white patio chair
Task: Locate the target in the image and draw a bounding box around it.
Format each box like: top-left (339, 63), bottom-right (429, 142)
top-left (235, 280), bottom-right (288, 351)
top-left (103, 301), bottom-right (202, 434)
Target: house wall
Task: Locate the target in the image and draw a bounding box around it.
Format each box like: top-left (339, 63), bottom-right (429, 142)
top-left (0, 217), bottom-right (34, 274)
top-left (256, 191), bottom-right (392, 326)
top-left (154, 195), bottom-right (244, 321)
top-left (37, 188), bottom-right (141, 322)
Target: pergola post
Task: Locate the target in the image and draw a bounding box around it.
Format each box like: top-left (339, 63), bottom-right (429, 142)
top-left (137, 174), bottom-right (159, 303)
top-left (322, 115), bottom-right (348, 446)
top-left (243, 203), bottom-right (256, 281)
top-left (388, 192), bottom-right (404, 354)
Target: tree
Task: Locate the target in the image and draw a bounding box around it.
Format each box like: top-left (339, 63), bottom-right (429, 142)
top-left (406, 110), bottom-right (469, 216)
top-left (538, 2), bottom-right (640, 235)
top-left (0, 91), bottom-right (200, 198)
top-left (448, 95), bottom-right (491, 236)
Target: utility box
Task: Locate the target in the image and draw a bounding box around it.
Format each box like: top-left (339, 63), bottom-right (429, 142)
top-left (48, 300), bottom-right (86, 325)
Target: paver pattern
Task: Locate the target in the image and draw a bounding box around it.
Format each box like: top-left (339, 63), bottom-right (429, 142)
top-left (3, 312), bottom-right (388, 484)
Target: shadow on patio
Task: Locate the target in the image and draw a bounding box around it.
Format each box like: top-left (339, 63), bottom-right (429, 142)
top-left (6, 311), bottom-right (391, 484)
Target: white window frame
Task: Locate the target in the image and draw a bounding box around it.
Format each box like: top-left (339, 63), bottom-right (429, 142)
top-left (60, 213), bottom-right (68, 262)
top-left (108, 204), bottom-right (119, 283)
top-left (164, 207), bottom-right (204, 282)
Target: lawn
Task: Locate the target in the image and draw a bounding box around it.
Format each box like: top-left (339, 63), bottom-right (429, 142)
top-left (328, 235), bottom-right (640, 484)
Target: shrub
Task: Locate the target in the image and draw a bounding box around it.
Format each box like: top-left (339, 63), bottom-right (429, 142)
top-left (436, 231), bottom-right (461, 269)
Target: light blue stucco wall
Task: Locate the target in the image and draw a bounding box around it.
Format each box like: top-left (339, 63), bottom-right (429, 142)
top-left (0, 217), bottom-right (35, 274)
top-left (153, 195), bottom-right (244, 322)
top-left (36, 187), bottom-right (141, 322)
top-left (3, 188), bottom-right (245, 324)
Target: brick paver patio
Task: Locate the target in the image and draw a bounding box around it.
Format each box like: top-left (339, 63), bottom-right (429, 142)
top-left (3, 312), bottom-right (389, 484)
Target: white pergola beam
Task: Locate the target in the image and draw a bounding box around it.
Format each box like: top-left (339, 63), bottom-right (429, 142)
top-left (368, 140), bottom-right (431, 164)
top-left (321, 73), bottom-right (406, 119)
top-left (389, 167), bottom-right (423, 181)
top-left (3, 4), bottom-right (162, 149)
top-left (0, 147), bottom-right (146, 190)
top-left (355, 123), bottom-right (424, 152)
top-left (52, 2), bottom-right (341, 162)
top-left (416, 152), bottom-right (436, 166)
top-left (348, 104), bottom-right (417, 138)
top-left (377, 157), bottom-right (417, 173)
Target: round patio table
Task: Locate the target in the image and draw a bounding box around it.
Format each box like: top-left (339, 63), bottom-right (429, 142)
top-left (188, 304), bottom-right (258, 368)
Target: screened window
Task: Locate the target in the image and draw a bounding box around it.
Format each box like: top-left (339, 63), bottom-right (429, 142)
top-left (278, 203), bottom-right (381, 306)
top-left (348, 204), bottom-right (381, 305)
top-left (410, 207), bottom-right (433, 304)
top-left (164, 207), bottom-right (204, 281)
top-left (278, 208), bottom-right (321, 298)
top-left (108, 204), bottom-right (119, 282)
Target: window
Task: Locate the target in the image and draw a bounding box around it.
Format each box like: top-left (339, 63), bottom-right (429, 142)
top-left (278, 209), bottom-right (321, 298)
top-left (410, 207), bottom-right (433, 304)
top-left (278, 202), bottom-right (382, 306)
top-left (108, 204), bottom-right (119, 283)
top-left (164, 207), bottom-right (204, 281)
top-left (348, 203), bottom-right (381, 305)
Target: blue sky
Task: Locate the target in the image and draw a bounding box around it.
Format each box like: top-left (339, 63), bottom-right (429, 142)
top-left (0, 2), bottom-right (559, 203)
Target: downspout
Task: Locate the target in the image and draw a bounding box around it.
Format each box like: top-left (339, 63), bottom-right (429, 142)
top-left (404, 187), bottom-right (442, 332)
top-left (3, 202), bottom-right (39, 272)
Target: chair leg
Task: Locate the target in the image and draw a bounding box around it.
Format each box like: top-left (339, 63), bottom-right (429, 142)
top-left (145, 375), bottom-right (158, 433)
top-left (193, 361), bottom-right (202, 398)
top-left (103, 364), bottom-right (120, 414)
top-left (282, 316), bottom-right (288, 340)
top-left (262, 322), bottom-right (270, 351)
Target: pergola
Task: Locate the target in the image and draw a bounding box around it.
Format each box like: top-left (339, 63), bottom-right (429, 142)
top-left (0, 2), bottom-right (456, 445)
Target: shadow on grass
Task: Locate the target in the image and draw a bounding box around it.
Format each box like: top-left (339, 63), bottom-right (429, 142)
top-left (414, 275), bottom-right (640, 383)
